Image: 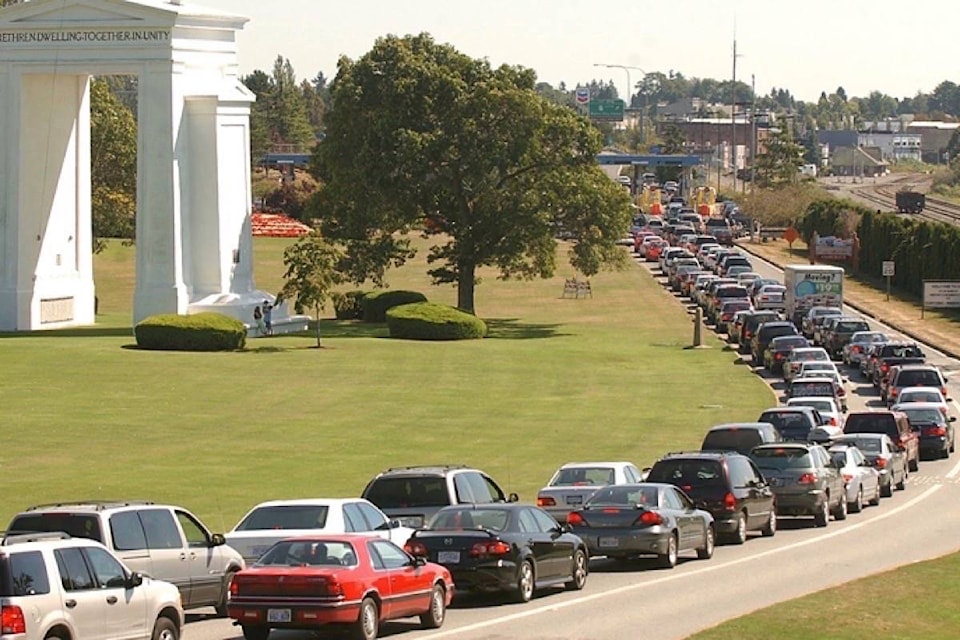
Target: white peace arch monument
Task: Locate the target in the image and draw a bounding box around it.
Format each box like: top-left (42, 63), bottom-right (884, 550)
top-left (0, 0), bottom-right (303, 333)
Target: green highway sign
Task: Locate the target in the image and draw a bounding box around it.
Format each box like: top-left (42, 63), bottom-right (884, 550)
top-left (589, 99), bottom-right (625, 122)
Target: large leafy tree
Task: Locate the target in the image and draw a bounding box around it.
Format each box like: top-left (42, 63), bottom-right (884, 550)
top-left (753, 127), bottom-right (804, 188)
top-left (90, 78), bottom-right (137, 250)
top-left (309, 33), bottom-right (632, 313)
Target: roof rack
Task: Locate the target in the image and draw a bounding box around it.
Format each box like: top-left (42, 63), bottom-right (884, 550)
top-left (25, 500), bottom-right (155, 512)
top-left (384, 465), bottom-right (468, 473)
top-left (2, 532), bottom-right (72, 545)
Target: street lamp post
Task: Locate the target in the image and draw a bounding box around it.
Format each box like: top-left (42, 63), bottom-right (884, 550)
top-left (593, 63), bottom-right (647, 145)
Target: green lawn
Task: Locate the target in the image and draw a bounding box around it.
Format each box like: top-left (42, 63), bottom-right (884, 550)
top-left (690, 551), bottom-right (960, 639)
top-left (1, 237), bottom-right (774, 532)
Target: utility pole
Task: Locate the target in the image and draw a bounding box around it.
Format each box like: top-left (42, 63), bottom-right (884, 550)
top-left (749, 73), bottom-right (756, 193)
top-left (731, 34), bottom-right (743, 194)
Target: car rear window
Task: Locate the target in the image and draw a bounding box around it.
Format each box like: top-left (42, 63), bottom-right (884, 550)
top-left (6, 514), bottom-right (103, 543)
top-left (429, 508), bottom-right (509, 531)
top-left (702, 429), bottom-right (764, 453)
top-left (363, 477), bottom-right (450, 509)
top-left (759, 411), bottom-right (813, 440)
top-left (882, 345), bottom-right (924, 358)
top-left (901, 408), bottom-right (945, 425)
top-left (234, 505), bottom-right (330, 531)
top-left (844, 414), bottom-right (897, 438)
top-left (836, 321), bottom-right (870, 333)
top-left (751, 448), bottom-right (813, 470)
top-left (717, 286), bottom-right (749, 299)
top-left (646, 459), bottom-right (725, 488)
top-left (0, 551), bottom-right (51, 597)
top-left (551, 467), bottom-right (615, 486)
top-left (791, 381), bottom-right (835, 396)
top-left (896, 370), bottom-right (942, 387)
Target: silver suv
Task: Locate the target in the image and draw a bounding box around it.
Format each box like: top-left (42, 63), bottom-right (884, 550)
top-left (361, 465), bottom-right (518, 528)
top-left (0, 533), bottom-right (182, 640)
top-left (5, 501), bottom-right (244, 614)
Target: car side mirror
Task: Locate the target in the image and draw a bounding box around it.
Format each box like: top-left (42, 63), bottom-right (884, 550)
top-left (950, 416), bottom-right (957, 423)
top-left (125, 571), bottom-right (144, 589)
top-left (411, 555), bottom-right (427, 567)
top-left (389, 518), bottom-right (402, 529)
top-left (508, 492), bottom-right (520, 503)
top-left (210, 533), bottom-right (226, 547)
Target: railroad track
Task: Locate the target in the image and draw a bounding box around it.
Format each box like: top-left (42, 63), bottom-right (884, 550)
top-left (849, 180), bottom-right (960, 227)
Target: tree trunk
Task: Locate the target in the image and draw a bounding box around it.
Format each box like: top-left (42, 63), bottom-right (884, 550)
top-left (314, 304), bottom-right (323, 348)
top-left (457, 261), bottom-right (476, 313)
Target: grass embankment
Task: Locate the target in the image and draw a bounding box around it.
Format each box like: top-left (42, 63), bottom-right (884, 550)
top-left (690, 551), bottom-right (960, 639)
top-left (0, 237), bottom-right (773, 530)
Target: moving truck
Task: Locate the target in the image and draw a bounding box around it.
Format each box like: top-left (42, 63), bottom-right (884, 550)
top-left (784, 264), bottom-right (844, 327)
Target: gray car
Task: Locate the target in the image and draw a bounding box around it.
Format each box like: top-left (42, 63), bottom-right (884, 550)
top-left (536, 462), bottom-right (644, 524)
top-left (750, 443), bottom-right (847, 527)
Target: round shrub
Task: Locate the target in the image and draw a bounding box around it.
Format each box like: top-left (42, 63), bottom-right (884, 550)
top-left (332, 290), bottom-right (367, 320)
top-left (386, 302), bottom-right (487, 341)
top-left (361, 290), bottom-right (428, 323)
top-left (134, 312), bottom-right (246, 351)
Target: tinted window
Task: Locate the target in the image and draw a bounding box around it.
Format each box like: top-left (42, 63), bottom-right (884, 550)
top-left (83, 546), bottom-right (127, 588)
top-left (702, 429), bottom-right (763, 455)
top-left (7, 514), bottom-right (103, 542)
top-left (518, 509), bottom-right (539, 533)
top-left (552, 467), bottom-right (616, 486)
top-left (531, 509), bottom-right (559, 532)
top-left (428, 508), bottom-right (509, 532)
top-left (587, 486), bottom-right (659, 506)
top-left (0, 551), bottom-right (50, 596)
top-left (138, 509), bottom-right (183, 550)
top-left (363, 477), bottom-right (451, 509)
top-left (342, 503), bottom-right (366, 532)
top-left (647, 459), bottom-right (725, 488)
top-left (845, 414), bottom-right (898, 439)
top-left (356, 502), bottom-right (388, 530)
top-left (727, 456), bottom-right (757, 487)
top-left (896, 370), bottom-right (942, 387)
top-left (234, 505), bottom-right (329, 531)
top-left (760, 411), bottom-right (814, 440)
top-left (751, 448), bottom-right (814, 470)
top-left (55, 547), bottom-right (96, 591)
top-left (110, 511), bottom-right (148, 551)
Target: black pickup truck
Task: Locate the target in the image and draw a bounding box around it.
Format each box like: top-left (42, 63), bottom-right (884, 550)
top-left (870, 343), bottom-right (926, 388)
top-left (823, 318), bottom-right (872, 359)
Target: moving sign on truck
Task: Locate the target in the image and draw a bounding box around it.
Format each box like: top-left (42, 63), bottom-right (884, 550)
top-left (784, 264), bottom-right (844, 326)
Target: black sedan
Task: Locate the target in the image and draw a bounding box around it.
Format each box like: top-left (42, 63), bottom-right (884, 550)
top-left (404, 504), bottom-right (588, 603)
top-left (566, 483), bottom-right (715, 568)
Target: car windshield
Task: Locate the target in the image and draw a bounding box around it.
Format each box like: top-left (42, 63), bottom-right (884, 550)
top-left (363, 477), bottom-right (450, 509)
top-left (551, 467), bottom-right (615, 486)
top-left (234, 505), bottom-right (329, 531)
top-left (587, 486), bottom-right (660, 507)
top-left (428, 508), bottom-right (509, 531)
top-left (901, 408), bottom-right (945, 425)
top-left (6, 513), bottom-right (104, 542)
top-left (258, 540), bottom-right (358, 567)
top-left (646, 460), bottom-right (725, 488)
top-left (751, 448), bottom-right (813, 470)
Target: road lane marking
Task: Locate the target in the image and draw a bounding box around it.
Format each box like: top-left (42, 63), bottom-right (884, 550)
top-left (429, 485), bottom-right (942, 638)
top-left (946, 456), bottom-right (960, 480)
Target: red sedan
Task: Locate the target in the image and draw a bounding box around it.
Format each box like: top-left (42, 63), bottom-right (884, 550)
top-left (227, 534), bottom-right (454, 640)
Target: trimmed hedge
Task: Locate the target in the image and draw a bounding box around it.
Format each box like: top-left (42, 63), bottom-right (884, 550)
top-left (332, 290), bottom-right (367, 320)
top-left (134, 312), bottom-right (247, 351)
top-left (386, 302), bottom-right (487, 340)
top-left (361, 290), bottom-right (428, 323)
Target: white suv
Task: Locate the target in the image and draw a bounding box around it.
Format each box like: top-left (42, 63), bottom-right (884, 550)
top-left (5, 501), bottom-right (244, 614)
top-left (0, 533), bottom-right (182, 640)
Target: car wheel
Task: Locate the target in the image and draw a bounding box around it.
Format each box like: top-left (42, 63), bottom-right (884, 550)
top-left (152, 618), bottom-right (179, 640)
top-left (813, 499), bottom-right (829, 527)
top-left (214, 569), bottom-right (237, 617)
top-left (240, 626), bottom-right (269, 640)
top-left (895, 468), bottom-right (907, 491)
top-left (760, 508), bottom-right (777, 537)
top-left (514, 560), bottom-right (535, 603)
top-left (658, 533), bottom-right (678, 569)
top-left (869, 483), bottom-right (881, 506)
top-left (849, 487), bottom-right (863, 514)
top-left (942, 445), bottom-right (950, 460)
top-left (565, 549), bottom-right (588, 591)
top-left (420, 584), bottom-right (446, 629)
top-left (832, 492), bottom-right (848, 521)
top-left (727, 511), bottom-right (747, 545)
top-left (352, 598), bottom-right (379, 640)
top-left (908, 455), bottom-right (919, 472)
top-left (697, 526), bottom-right (715, 560)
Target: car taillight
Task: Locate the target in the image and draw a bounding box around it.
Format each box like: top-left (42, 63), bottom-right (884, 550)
top-left (829, 417), bottom-right (838, 426)
top-left (923, 426), bottom-right (947, 437)
top-left (775, 352), bottom-right (784, 360)
top-left (842, 473), bottom-right (853, 484)
top-left (889, 388), bottom-right (898, 398)
top-left (537, 496), bottom-right (556, 507)
top-left (852, 345), bottom-right (862, 353)
top-left (321, 580), bottom-right (344, 596)
top-left (797, 473), bottom-right (818, 485)
top-left (635, 510), bottom-right (663, 526)
top-left (942, 387), bottom-right (949, 397)
top-left (1, 605), bottom-right (26, 634)
top-left (744, 330), bottom-right (752, 338)
top-left (404, 541), bottom-right (429, 557)
top-left (722, 492), bottom-right (737, 511)
top-left (874, 457), bottom-right (887, 469)
top-left (566, 512), bottom-right (585, 526)
top-left (838, 388), bottom-right (846, 396)
top-left (881, 363), bottom-right (889, 372)
top-left (230, 579), bottom-right (239, 597)
top-left (470, 540), bottom-right (512, 557)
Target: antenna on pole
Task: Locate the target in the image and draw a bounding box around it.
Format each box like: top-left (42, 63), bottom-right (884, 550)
top-left (731, 21), bottom-right (744, 194)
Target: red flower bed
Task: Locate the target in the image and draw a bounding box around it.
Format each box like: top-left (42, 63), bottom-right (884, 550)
top-left (251, 212), bottom-right (312, 238)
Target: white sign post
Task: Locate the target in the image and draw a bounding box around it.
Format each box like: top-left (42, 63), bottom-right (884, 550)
top-left (882, 261), bottom-right (895, 301)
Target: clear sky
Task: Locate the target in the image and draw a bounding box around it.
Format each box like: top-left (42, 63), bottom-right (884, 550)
top-left (198, 0), bottom-right (953, 104)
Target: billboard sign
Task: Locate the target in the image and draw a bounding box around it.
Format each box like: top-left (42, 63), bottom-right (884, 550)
top-left (924, 280), bottom-right (960, 309)
top-left (814, 235), bottom-right (855, 261)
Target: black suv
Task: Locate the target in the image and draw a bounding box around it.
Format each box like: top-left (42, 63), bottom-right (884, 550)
top-left (645, 451), bottom-right (776, 545)
top-left (750, 443), bottom-right (846, 527)
top-left (751, 321), bottom-right (799, 363)
top-left (361, 465), bottom-right (518, 528)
